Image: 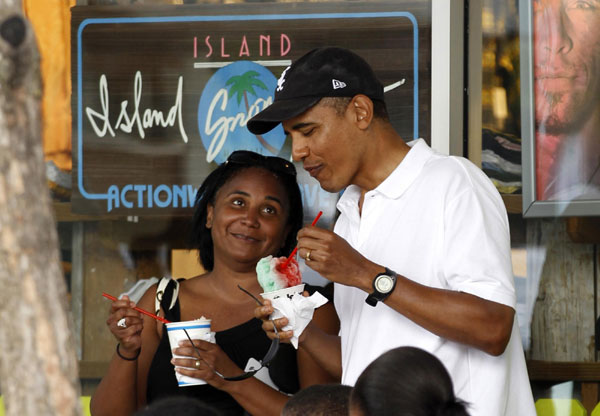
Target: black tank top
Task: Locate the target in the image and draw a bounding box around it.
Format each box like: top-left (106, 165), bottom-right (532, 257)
top-left (145, 280), bottom-right (300, 415)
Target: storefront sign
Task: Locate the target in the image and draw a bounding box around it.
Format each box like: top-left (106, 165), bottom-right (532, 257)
top-left (72, 2), bottom-right (432, 215)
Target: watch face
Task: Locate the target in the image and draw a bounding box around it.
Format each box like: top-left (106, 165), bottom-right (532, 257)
top-left (375, 275), bottom-right (394, 293)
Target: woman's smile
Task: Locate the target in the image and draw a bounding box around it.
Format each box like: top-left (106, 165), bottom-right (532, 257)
top-left (230, 231), bottom-right (261, 243)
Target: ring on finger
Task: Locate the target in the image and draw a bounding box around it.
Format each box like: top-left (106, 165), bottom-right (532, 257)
top-left (305, 250), bottom-right (311, 261)
top-left (195, 360), bottom-right (202, 369)
top-left (117, 318), bottom-right (127, 328)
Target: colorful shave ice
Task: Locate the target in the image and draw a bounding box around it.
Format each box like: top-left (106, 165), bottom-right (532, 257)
top-left (256, 255), bottom-right (302, 292)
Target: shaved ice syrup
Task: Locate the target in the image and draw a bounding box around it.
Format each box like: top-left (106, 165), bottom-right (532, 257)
top-left (279, 211), bottom-right (323, 271)
top-left (256, 255), bottom-right (301, 292)
top-left (277, 257), bottom-right (301, 285)
top-left (256, 211), bottom-right (322, 293)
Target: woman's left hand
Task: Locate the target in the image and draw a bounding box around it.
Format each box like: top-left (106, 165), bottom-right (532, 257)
top-left (171, 339), bottom-right (241, 389)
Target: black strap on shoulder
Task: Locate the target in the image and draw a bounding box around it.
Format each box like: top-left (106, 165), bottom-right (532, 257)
top-left (159, 279), bottom-right (181, 322)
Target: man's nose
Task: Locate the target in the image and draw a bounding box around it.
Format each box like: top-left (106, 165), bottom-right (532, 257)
top-left (537, 4), bottom-right (573, 55)
top-left (291, 136), bottom-right (309, 162)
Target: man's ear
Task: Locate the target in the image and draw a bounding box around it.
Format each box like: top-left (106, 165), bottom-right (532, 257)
top-left (351, 95), bottom-right (373, 128)
top-left (206, 204), bottom-right (214, 229)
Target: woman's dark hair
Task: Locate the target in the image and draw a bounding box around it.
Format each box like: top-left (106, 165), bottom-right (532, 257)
top-left (350, 347), bottom-right (471, 416)
top-left (189, 151), bottom-right (303, 271)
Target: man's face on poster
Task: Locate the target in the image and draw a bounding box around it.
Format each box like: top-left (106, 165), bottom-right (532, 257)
top-left (534, 0), bottom-right (600, 135)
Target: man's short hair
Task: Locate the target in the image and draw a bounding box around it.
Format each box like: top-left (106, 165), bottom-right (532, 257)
top-left (282, 384), bottom-right (352, 416)
top-left (320, 97), bottom-right (390, 122)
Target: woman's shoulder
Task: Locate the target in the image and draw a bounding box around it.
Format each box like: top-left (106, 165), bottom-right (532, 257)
top-left (137, 281), bottom-right (160, 311)
top-left (177, 273), bottom-right (214, 290)
top-left (176, 275), bottom-right (214, 304)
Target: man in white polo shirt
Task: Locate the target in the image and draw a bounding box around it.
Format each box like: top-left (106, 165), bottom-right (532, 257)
top-left (249, 47), bottom-right (535, 416)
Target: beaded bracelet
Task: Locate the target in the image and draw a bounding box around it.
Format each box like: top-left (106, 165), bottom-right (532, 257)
top-left (116, 343), bottom-right (141, 361)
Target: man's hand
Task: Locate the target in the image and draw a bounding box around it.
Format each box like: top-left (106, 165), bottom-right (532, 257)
top-left (297, 226), bottom-right (382, 291)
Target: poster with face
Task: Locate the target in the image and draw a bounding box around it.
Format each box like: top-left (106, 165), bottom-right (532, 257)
top-left (521, 0), bottom-right (600, 216)
top-left (533, 0), bottom-right (600, 202)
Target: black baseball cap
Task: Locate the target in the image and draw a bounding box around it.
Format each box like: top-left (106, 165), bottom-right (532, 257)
top-left (246, 47), bottom-right (384, 135)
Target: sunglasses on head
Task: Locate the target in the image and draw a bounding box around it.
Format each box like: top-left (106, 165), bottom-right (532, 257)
top-left (225, 150), bottom-right (297, 177)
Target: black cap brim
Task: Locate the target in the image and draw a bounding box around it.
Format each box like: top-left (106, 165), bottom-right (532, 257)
top-left (246, 96), bottom-right (321, 135)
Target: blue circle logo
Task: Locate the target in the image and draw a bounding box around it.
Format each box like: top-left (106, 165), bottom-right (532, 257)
top-left (198, 61), bottom-right (286, 164)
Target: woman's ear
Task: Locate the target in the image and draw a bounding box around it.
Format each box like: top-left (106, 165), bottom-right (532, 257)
top-left (206, 204), bottom-right (214, 229)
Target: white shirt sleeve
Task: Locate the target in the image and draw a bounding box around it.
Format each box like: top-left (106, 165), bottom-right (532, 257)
top-left (441, 164), bottom-right (516, 309)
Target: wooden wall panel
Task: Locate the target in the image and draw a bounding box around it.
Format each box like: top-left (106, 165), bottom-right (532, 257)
top-left (529, 219), bottom-right (596, 361)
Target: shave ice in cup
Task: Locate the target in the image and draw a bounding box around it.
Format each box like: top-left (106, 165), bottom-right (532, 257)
top-left (166, 317), bottom-right (213, 387)
top-left (258, 255), bottom-right (305, 318)
top-left (257, 255), bottom-right (303, 297)
top-left (256, 255), bottom-right (326, 348)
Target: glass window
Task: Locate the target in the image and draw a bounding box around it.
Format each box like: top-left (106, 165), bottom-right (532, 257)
top-left (479, 1), bottom-right (600, 413)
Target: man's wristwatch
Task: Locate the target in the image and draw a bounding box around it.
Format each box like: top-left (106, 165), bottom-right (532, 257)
top-left (365, 268), bottom-right (398, 307)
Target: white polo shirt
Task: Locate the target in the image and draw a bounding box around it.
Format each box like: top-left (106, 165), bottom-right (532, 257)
top-left (334, 139), bottom-right (535, 416)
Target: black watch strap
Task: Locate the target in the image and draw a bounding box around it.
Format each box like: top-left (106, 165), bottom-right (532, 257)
top-left (365, 267), bottom-right (398, 307)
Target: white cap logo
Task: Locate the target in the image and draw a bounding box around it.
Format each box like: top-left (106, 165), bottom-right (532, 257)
top-left (332, 79), bottom-right (347, 90)
top-left (277, 66), bottom-right (291, 92)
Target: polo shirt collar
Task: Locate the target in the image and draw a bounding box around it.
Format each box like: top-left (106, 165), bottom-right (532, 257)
top-left (337, 139), bottom-right (433, 211)
top-left (374, 138), bottom-right (432, 199)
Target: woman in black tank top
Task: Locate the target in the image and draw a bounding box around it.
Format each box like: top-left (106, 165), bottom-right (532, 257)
top-left (91, 152), bottom-right (339, 416)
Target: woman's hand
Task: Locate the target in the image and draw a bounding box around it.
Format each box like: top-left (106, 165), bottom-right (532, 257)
top-left (254, 299), bottom-right (295, 343)
top-left (171, 339), bottom-right (241, 389)
top-left (106, 295), bottom-right (143, 353)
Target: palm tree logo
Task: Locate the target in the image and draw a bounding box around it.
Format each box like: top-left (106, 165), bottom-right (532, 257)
top-left (226, 70), bottom-right (278, 154)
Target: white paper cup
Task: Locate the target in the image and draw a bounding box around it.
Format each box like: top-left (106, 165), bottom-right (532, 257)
top-left (260, 283), bottom-right (305, 301)
top-left (260, 284), bottom-right (305, 320)
top-left (166, 319), bottom-right (212, 387)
